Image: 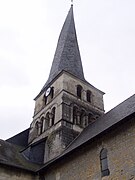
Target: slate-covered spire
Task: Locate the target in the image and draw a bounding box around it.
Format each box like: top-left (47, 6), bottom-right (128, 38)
top-left (42, 5), bottom-right (85, 90)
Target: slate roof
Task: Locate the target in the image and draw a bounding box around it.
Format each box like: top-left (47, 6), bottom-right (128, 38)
top-left (41, 5), bottom-right (85, 91)
top-left (7, 128), bottom-right (29, 147)
top-left (0, 139), bottom-right (40, 172)
top-left (38, 94), bottom-right (135, 172)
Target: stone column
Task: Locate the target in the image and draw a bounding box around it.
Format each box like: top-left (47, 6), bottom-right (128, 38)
top-left (76, 111), bottom-right (81, 125)
top-left (42, 118), bottom-right (45, 132)
top-left (37, 122), bottom-right (42, 135)
top-left (49, 113), bottom-right (53, 127)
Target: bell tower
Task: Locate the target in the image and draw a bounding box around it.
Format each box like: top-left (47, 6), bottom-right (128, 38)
top-left (26, 5), bottom-right (104, 163)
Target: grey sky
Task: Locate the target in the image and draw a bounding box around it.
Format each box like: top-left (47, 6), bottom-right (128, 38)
top-left (0, 0), bottom-right (135, 139)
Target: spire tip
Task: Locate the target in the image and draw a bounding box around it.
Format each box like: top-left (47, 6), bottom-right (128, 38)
top-left (71, 0), bottom-right (73, 6)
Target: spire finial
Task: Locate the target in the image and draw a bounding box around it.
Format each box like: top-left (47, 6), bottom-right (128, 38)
top-left (71, 0), bottom-right (73, 6)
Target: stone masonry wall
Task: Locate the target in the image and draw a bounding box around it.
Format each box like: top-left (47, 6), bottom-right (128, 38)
top-left (43, 116), bottom-right (135, 180)
top-left (0, 166), bottom-right (38, 180)
top-left (63, 72), bottom-right (104, 112)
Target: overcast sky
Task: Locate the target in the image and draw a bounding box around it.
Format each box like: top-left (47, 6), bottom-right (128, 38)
top-left (0, 0), bottom-right (135, 139)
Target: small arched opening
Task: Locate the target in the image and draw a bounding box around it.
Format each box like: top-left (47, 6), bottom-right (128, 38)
top-left (40, 116), bottom-right (45, 134)
top-left (51, 107), bottom-right (56, 126)
top-left (77, 85), bottom-right (82, 99)
top-left (50, 87), bottom-right (54, 99)
top-left (100, 148), bottom-right (110, 177)
top-left (45, 112), bottom-right (50, 130)
top-left (86, 90), bottom-right (91, 103)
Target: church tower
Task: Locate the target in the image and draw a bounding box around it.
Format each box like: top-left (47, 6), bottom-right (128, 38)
top-left (26, 5), bottom-right (104, 163)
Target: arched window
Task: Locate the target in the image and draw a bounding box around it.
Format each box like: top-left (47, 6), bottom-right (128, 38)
top-left (100, 148), bottom-right (110, 177)
top-left (77, 85), bottom-right (82, 99)
top-left (44, 95), bottom-right (47, 105)
top-left (40, 117), bottom-right (45, 134)
top-left (86, 90), bottom-right (91, 103)
top-left (50, 87), bottom-right (54, 99)
top-left (51, 107), bottom-right (56, 126)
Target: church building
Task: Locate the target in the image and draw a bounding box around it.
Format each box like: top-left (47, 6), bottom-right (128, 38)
top-left (0, 5), bottom-right (135, 180)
